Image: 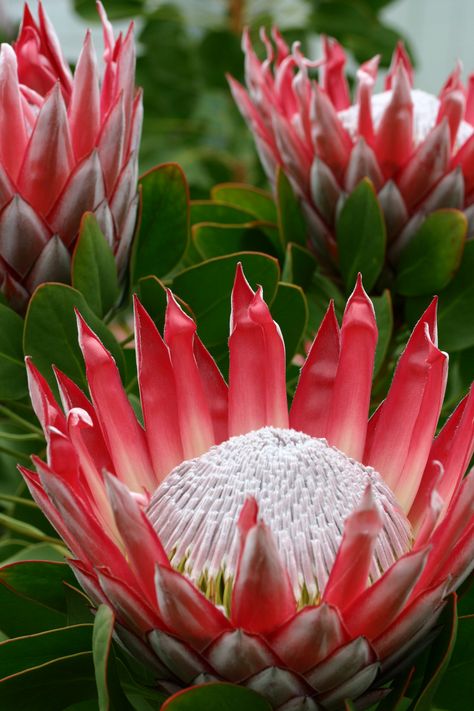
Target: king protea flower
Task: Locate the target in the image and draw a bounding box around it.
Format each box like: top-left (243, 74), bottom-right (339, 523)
top-left (0, 2), bottom-right (142, 311)
top-left (20, 265), bottom-right (474, 708)
top-left (229, 31), bottom-right (474, 260)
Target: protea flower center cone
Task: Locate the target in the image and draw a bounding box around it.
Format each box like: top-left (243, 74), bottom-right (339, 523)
top-left (229, 32), bottom-right (474, 260)
top-left (148, 427), bottom-right (411, 607)
top-left (20, 265), bottom-right (474, 709)
top-left (0, 2), bottom-right (142, 311)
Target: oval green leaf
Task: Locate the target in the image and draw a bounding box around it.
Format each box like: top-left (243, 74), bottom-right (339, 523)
top-left (336, 178), bottom-right (386, 292)
top-left (93, 605), bottom-right (133, 711)
top-left (270, 283), bottom-right (308, 365)
top-left (0, 648), bottom-right (95, 711)
top-left (0, 561), bottom-right (78, 637)
top-left (190, 201), bottom-right (256, 226)
top-left (193, 222), bottom-right (278, 260)
top-left (306, 271), bottom-right (346, 337)
top-left (93, 606), bottom-right (114, 711)
top-left (0, 623), bottom-right (92, 680)
top-left (281, 243), bottom-right (317, 290)
top-left (137, 276), bottom-right (168, 335)
top-left (131, 163), bottom-right (190, 284)
top-left (437, 240), bottom-right (474, 352)
top-left (24, 283), bottom-right (125, 392)
top-left (395, 210), bottom-right (466, 296)
top-left (276, 167), bottom-right (307, 248)
top-left (72, 213), bottom-right (120, 317)
top-left (211, 183), bottom-right (277, 224)
top-left (372, 290), bottom-right (393, 378)
top-left (162, 683), bottom-right (272, 711)
top-left (172, 252), bottom-right (280, 350)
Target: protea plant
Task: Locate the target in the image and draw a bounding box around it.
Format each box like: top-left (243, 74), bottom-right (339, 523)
top-left (19, 264), bottom-right (474, 709)
top-left (0, 2), bottom-right (142, 311)
top-left (229, 31), bottom-right (474, 263)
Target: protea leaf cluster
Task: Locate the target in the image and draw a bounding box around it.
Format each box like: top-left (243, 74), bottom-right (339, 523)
top-left (20, 265), bottom-right (474, 709)
top-left (0, 2), bottom-right (141, 311)
top-left (229, 31), bottom-right (474, 263)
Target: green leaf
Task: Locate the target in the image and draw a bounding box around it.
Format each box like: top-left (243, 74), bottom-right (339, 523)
top-left (0, 623), bottom-right (92, 679)
top-left (0, 561), bottom-right (78, 637)
top-left (372, 290), bottom-right (393, 377)
top-left (24, 283), bottom-right (125, 392)
top-left (0, 542), bottom-right (65, 566)
top-left (270, 283), bottom-right (308, 365)
top-left (211, 183), bottom-right (277, 224)
top-left (336, 178), bottom-right (386, 292)
top-left (131, 163), bottom-right (189, 284)
top-left (395, 210), bottom-right (466, 296)
top-left (93, 606), bottom-right (114, 711)
top-left (0, 649), bottom-right (96, 710)
top-left (172, 252), bottom-right (280, 350)
top-left (0, 304), bottom-right (27, 400)
top-left (193, 222), bottom-right (278, 260)
top-left (93, 605), bottom-right (133, 711)
top-left (72, 213), bottom-right (120, 317)
top-left (436, 240), bottom-right (474, 352)
top-left (434, 614), bottom-right (474, 710)
top-left (137, 276), bottom-right (168, 335)
top-left (276, 167), bottom-right (307, 247)
top-left (281, 243), bottom-right (317, 290)
top-left (306, 271), bottom-right (346, 336)
top-left (408, 594), bottom-right (458, 711)
top-left (0, 561), bottom-right (81, 637)
top-left (376, 667), bottom-right (415, 711)
top-left (190, 201), bottom-right (256, 226)
top-left (65, 584), bottom-right (95, 627)
top-left (162, 683), bottom-right (272, 711)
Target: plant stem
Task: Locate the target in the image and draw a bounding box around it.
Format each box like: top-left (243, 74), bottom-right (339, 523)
top-left (120, 333), bottom-right (135, 347)
top-left (0, 493), bottom-right (38, 509)
top-left (0, 432), bottom-right (42, 442)
top-left (229, 0), bottom-right (245, 35)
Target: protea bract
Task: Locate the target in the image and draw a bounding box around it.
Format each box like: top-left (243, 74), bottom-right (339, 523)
top-left (0, 2), bottom-right (142, 311)
top-left (20, 265), bottom-right (474, 709)
top-left (229, 31), bottom-right (474, 262)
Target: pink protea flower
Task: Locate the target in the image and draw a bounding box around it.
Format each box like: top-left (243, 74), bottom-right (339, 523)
top-left (0, 2), bottom-right (142, 311)
top-left (229, 31), bottom-right (474, 260)
top-left (20, 265), bottom-right (474, 709)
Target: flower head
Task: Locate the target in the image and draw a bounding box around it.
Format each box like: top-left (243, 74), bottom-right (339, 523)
top-left (229, 31), bottom-right (474, 260)
top-left (0, 2), bottom-right (142, 311)
top-left (21, 265), bottom-right (474, 708)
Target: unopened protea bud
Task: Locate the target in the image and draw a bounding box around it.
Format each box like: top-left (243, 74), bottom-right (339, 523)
top-left (229, 31), bottom-right (474, 261)
top-left (0, 2), bottom-right (142, 311)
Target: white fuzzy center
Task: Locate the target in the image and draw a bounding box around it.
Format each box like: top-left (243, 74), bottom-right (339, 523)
top-left (147, 427), bottom-right (411, 601)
